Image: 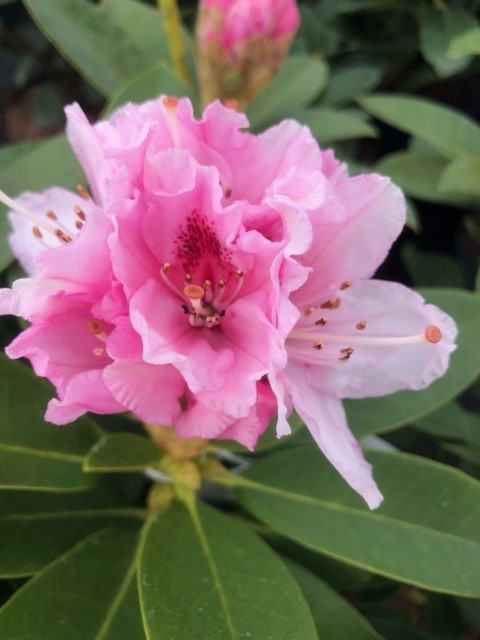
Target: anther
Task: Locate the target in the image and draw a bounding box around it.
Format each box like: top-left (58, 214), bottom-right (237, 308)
top-left (184, 274), bottom-right (192, 284)
top-left (75, 220), bottom-right (84, 230)
top-left (356, 321), bottom-right (366, 331)
top-left (32, 226), bottom-right (43, 239)
top-left (203, 280), bottom-right (212, 289)
top-left (88, 318), bottom-right (104, 336)
top-left (304, 307), bottom-right (315, 317)
top-left (313, 341), bottom-right (324, 350)
top-left (235, 269), bottom-right (244, 280)
top-left (54, 229), bottom-right (72, 243)
top-left (93, 347), bottom-right (104, 357)
top-left (46, 210), bottom-right (57, 220)
top-left (77, 185), bottom-right (91, 200)
top-left (340, 281), bottom-right (352, 290)
top-left (315, 318), bottom-right (327, 326)
top-left (217, 280), bottom-right (225, 289)
top-left (339, 347), bottom-right (354, 362)
top-left (181, 304), bottom-right (189, 314)
top-left (224, 188), bottom-right (232, 199)
top-left (162, 262), bottom-right (170, 274)
top-left (74, 205), bottom-right (86, 221)
top-left (425, 325), bottom-right (442, 344)
top-left (320, 298), bottom-right (341, 310)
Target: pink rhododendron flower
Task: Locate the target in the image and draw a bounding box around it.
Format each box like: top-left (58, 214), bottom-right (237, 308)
top-left (196, 0), bottom-right (300, 107)
top-left (0, 96), bottom-right (456, 509)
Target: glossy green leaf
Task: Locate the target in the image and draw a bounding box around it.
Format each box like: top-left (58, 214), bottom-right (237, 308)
top-left (346, 289), bottom-right (480, 438)
top-left (84, 433), bottom-right (162, 472)
top-left (0, 484), bottom-right (144, 577)
top-left (369, 617), bottom-right (438, 640)
top-left (0, 529), bottom-right (144, 639)
top-left (415, 401), bottom-right (477, 443)
top-left (359, 94), bottom-right (480, 158)
top-left (248, 56), bottom-right (329, 129)
top-left (106, 63), bottom-right (191, 115)
top-left (23, 0), bottom-right (171, 97)
top-left (138, 499), bottom-right (317, 640)
top-left (448, 27), bottom-right (480, 59)
top-left (0, 355), bottom-right (101, 491)
top-left (296, 107), bottom-right (377, 144)
top-left (439, 154), bottom-right (480, 198)
top-left (402, 245), bottom-right (464, 289)
top-left (374, 151), bottom-right (477, 207)
top-left (236, 446), bottom-right (480, 596)
top-left (286, 560), bottom-right (382, 640)
top-left (420, 7), bottom-right (476, 77)
top-left (321, 63), bottom-right (383, 107)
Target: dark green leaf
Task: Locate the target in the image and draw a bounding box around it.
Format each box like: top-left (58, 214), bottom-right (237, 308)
top-left (359, 94), bottom-right (480, 158)
top-left (84, 433), bottom-right (162, 472)
top-left (286, 560), bottom-right (382, 640)
top-left (439, 154), bottom-right (480, 198)
top-left (415, 402), bottom-right (476, 443)
top-left (448, 27), bottom-right (480, 58)
top-left (138, 499), bottom-right (318, 640)
top-left (402, 245), bottom-right (464, 289)
top-left (0, 355), bottom-right (100, 491)
top-left (420, 7), bottom-right (476, 77)
top-left (0, 529), bottom-right (144, 639)
top-left (106, 63), bottom-right (192, 116)
top-left (248, 56), bottom-right (329, 130)
top-left (369, 617), bottom-right (438, 640)
top-left (346, 289), bottom-right (480, 437)
top-left (23, 0), bottom-right (171, 97)
top-left (0, 483), bottom-right (144, 577)
top-left (236, 446), bottom-right (480, 596)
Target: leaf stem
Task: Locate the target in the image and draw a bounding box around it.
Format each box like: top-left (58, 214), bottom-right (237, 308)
top-left (156, 0), bottom-right (190, 85)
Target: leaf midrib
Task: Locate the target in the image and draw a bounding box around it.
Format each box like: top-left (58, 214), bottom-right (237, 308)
top-left (0, 508), bottom-right (146, 522)
top-left (0, 443), bottom-right (84, 463)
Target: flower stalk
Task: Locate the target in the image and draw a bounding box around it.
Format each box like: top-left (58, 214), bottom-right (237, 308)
top-left (156, 0), bottom-right (190, 85)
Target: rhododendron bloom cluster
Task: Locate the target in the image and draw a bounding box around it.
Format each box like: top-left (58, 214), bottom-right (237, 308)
top-left (196, 0), bottom-right (300, 107)
top-left (0, 96), bottom-right (456, 508)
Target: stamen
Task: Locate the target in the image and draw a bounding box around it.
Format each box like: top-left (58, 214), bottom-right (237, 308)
top-left (32, 226), bottom-right (43, 239)
top-left (221, 269), bottom-right (245, 307)
top-left (315, 318), bottom-right (327, 326)
top-left (54, 229), bottom-right (72, 243)
top-left (184, 274), bottom-right (192, 284)
top-left (304, 307), bottom-right (315, 317)
top-left (75, 221), bottom-right (84, 230)
top-left (224, 188), bottom-right (232, 199)
top-left (320, 298), bottom-right (341, 310)
top-left (160, 263), bottom-right (185, 300)
top-left (45, 210), bottom-right (57, 220)
top-left (314, 341), bottom-right (324, 350)
top-left (162, 96), bottom-right (181, 148)
top-left (339, 347), bottom-right (354, 362)
top-left (340, 281), bottom-right (351, 290)
top-left (93, 347), bottom-right (104, 357)
top-left (0, 188), bottom-right (58, 235)
top-left (77, 185), bottom-right (91, 200)
top-left (289, 326), bottom-right (443, 347)
top-left (74, 205), bottom-right (86, 221)
top-left (356, 321), bottom-right (366, 331)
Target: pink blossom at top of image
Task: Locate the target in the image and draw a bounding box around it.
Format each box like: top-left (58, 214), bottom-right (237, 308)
top-left (0, 96), bottom-right (456, 508)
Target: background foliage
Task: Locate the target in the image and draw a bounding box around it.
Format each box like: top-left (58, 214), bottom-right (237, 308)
top-left (0, 0), bottom-right (480, 638)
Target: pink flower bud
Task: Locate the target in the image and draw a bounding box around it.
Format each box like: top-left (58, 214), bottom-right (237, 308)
top-left (196, 0), bottom-right (300, 108)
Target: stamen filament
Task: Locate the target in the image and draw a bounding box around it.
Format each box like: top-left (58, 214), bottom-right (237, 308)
top-left (289, 326), bottom-right (442, 347)
top-left (0, 188), bottom-right (57, 234)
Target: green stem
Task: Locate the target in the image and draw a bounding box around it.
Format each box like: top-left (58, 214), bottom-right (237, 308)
top-left (157, 0), bottom-right (190, 86)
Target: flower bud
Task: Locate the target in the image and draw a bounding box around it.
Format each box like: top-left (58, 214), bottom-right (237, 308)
top-left (196, 0), bottom-right (300, 109)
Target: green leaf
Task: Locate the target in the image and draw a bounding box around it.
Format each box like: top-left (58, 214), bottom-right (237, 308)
top-left (0, 355), bottom-right (101, 491)
top-left (0, 529), bottom-right (144, 639)
top-left (438, 154), bottom-right (480, 198)
top-left (374, 151), bottom-right (477, 207)
top-left (23, 0), bottom-right (171, 97)
top-left (248, 56), bottom-right (329, 130)
top-left (415, 402), bottom-right (476, 443)
top-left (286, 560), bottom-right (383, 640)
top-left (448, 27), bottom-right (480, 59)
top-left (321, 63), bottom-right (383, 107)
top-left (402, 244), bottom-right (464, 289)
top-left (296, 107), bottom-right (377, 144)
top-left (106, 62), bottom-right (191, 116)
top-left (369, 617), bottom-right (438, 640)
top-left (420, 7), bottom-right (476, 77)
top-left (346, 289), bottom-right (480, 437)
top-left (138, 499), bottom-right (318, 640)
top-left (359, 94), bottom-right (480, 158)
top-left (84, 433), bottom-right (162, 473)
top-left (236, 446), bottom-right (480, 596)
top-left (0, 483), bottom-right (144, 577)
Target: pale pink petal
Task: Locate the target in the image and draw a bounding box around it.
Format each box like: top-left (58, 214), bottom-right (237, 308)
top-left (104, 361), bottom-right (185, 425)
top-left (286, 368), bottom-right (383, 509)
top-left (289, 280), bottom-right (457, 399)
top-left (8, 188), bottom-right (95, 275)
top-left (45, 369), bottom-right (124, 425)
